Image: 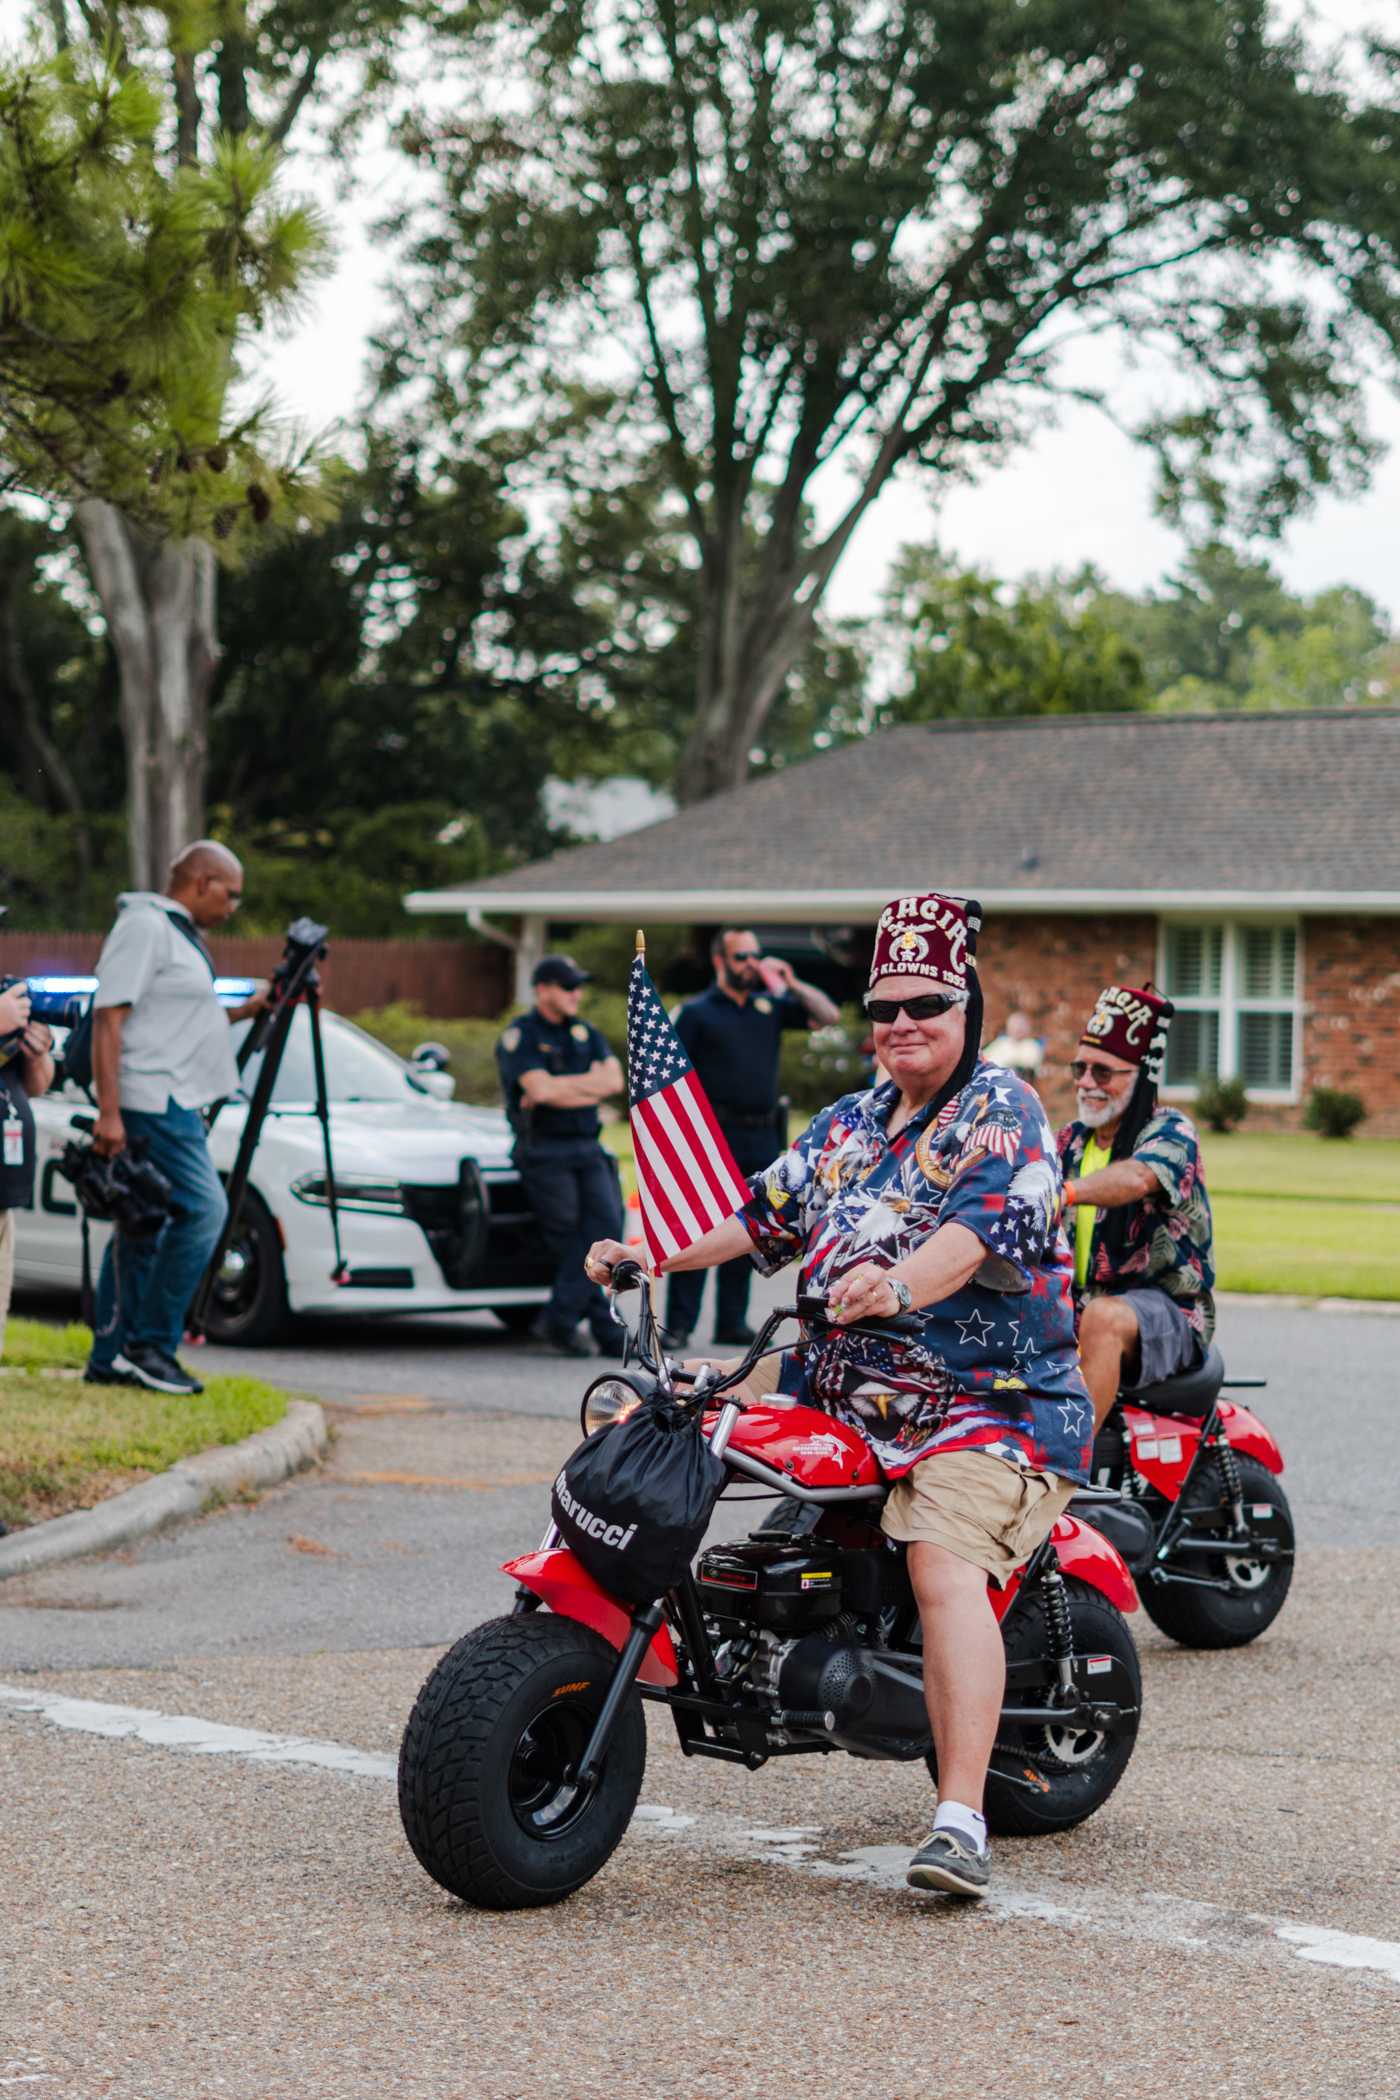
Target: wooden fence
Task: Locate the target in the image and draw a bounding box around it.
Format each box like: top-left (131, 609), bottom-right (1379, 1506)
top-left (0, 930), bottom-right (509, 1019)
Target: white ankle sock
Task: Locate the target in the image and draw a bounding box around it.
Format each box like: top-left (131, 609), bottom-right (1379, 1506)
top-left (933, 1800), bottom-right (987, 1852)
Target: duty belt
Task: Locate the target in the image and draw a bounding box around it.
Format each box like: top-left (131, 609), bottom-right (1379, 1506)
top-left (712, 1104), bottom-right (780, 1129)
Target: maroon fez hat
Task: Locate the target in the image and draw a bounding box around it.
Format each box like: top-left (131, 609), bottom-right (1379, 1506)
top-left (869, 892), bottom-right (981, 996)
top-left (1080, 983), bottom-right (1174, 1080)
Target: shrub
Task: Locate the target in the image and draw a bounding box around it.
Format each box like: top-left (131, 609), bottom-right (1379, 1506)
top-left (1194, 1076), bottom-right (1249, 1133)
top-left (780, 1015), bottom-right (870, 1112)
top-left (1304, 1087), bottom-right (1367, 1140)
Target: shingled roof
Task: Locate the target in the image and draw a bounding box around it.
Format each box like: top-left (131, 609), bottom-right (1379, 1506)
top-left (407, 710), bottom-right (1400, 922)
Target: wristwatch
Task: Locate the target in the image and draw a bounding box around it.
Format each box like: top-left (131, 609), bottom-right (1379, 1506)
top-left (887, 1276), bottom-right (913, 1313)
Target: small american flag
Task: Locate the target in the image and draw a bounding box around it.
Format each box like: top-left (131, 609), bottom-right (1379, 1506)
top-left (626, 950), bottom-right (752, 1268)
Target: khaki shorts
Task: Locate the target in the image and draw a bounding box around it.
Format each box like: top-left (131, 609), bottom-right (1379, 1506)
top-left (881, 1448), bottom-right (1077, 1583)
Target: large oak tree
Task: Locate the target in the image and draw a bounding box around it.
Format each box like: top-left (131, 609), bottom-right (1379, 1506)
top-left (382, 0), bottom-right (1400, 801)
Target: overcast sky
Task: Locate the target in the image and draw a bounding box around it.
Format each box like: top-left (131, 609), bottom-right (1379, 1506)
top-left (256, 0), bottom-right (1400, 623)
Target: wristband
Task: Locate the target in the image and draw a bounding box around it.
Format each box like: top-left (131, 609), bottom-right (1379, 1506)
top-left (1063, 1180), bottom-right (1077, 1209)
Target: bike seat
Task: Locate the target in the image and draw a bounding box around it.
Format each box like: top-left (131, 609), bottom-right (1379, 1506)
top-left (1129, 1342), bottom-right (1225, 1418)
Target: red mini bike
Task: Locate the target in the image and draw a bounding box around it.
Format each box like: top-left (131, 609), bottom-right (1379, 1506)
top-left (399, 1270), bottom-right (1144, 1911)
top-left (1092, 1347), bottom-right (1293, 1647)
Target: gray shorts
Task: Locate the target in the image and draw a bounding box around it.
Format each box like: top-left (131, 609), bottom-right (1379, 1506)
top-left (1115, 1287), bottom-right (1203, 1391)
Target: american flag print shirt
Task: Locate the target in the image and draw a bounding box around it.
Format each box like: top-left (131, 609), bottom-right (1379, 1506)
top-left (738, 1060), bottom-right (1093, 1483)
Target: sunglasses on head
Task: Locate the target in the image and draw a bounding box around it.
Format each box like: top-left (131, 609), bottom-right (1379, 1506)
top-left (864, 991), bottom-right (960, 1023)
top-left (1070, 1058), bottom-right (1134, 1087)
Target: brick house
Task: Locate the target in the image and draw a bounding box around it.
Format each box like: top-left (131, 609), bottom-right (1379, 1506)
top-left (408, 711), bottom-right (1400, 1134)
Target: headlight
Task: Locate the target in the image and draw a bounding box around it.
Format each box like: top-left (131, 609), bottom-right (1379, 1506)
top-left (580, 1376), bottom-right (651, 1438)
top-left (289, 1173), bottom-right (406, 1215)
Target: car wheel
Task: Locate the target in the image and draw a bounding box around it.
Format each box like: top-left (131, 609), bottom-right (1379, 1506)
top-left (203, 1189), bottom-right (289, 1346)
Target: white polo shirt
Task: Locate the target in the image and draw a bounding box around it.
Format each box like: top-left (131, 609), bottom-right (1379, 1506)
top-left (93, 893), bottom-right (239, 1112)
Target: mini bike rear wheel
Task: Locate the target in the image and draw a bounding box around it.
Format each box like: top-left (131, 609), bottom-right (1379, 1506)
top-left (1141, 1455), bottom-right (1294, 1649)
top-left (398, 1615), bottom-right (647, 1910)
top-left (928, 1576), bottom-right (1142, 1838)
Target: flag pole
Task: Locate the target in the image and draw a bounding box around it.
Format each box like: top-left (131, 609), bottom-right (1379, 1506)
top-left (632, 927), bottom-right (662, 1346)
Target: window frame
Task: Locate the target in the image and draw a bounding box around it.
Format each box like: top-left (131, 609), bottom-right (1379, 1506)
top-left (1156, 916), bottom-right (1304, 1104)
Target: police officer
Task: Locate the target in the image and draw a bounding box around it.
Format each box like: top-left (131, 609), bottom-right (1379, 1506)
top-left (497, 955), bottom-right (627, 1357)
top-left (666, 929), bottom-right (838, 1347)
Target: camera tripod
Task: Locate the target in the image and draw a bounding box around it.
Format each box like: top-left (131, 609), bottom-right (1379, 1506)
top-left (188, 917), bottom-right (346, 1338)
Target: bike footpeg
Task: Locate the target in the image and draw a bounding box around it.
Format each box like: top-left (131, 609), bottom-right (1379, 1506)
top-left (772, 1708), bottom-right (837, 1732)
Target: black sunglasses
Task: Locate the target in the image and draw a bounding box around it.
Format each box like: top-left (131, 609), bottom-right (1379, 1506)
top-left (864, 992), bottom-right (959, 1023)
top-left (1070, 1059), bottom-right (1133, 1087)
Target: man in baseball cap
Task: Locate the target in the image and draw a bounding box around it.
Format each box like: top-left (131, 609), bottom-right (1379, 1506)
top-left (1058, 983), bottom-right (1215, 1427)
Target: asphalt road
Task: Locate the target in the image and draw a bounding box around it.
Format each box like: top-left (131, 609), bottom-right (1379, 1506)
top-left (2, 1294), bottom-right (1398, 2096)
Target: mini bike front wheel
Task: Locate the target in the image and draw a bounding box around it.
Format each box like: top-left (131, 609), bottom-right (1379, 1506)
top-left (398, 1615), bottom-right (647, 1911)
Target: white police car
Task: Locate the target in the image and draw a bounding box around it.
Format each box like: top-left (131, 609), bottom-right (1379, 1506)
top-left (17, 988), bottom-right (551, 1344)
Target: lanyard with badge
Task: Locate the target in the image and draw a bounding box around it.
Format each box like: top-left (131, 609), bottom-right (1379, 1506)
top-left (3, 1099), bottom-right (22, 1168)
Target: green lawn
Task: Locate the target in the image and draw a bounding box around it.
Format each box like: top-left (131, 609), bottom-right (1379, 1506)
top-left (1200, 1130), bottom-right (1400, 1204)
top-left (0, 1317), bottom-right (291, 1531)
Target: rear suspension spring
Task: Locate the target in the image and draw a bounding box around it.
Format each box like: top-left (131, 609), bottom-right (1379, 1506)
top-left (1040, 1565), bottom-right (1076, 1692)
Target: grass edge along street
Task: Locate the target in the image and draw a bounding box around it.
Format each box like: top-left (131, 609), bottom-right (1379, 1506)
top-left (0, 1318), bottom-right (290, 1532)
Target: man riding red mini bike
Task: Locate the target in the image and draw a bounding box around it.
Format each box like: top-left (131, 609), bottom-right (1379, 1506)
top-left (398, 895), bottom-right (1145, 1909)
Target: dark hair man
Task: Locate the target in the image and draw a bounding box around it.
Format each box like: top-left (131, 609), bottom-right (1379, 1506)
top-left (1057, 984), bottom-right (1215, 1429)
top-left (496, 956), bottom-right (627, 1358)
top-left (87, 842), bottom-right (268, 1395)
top-left (0, 976), bottom-right (56, 1359)
top-left (664, 928), bottom-right (838, 1348)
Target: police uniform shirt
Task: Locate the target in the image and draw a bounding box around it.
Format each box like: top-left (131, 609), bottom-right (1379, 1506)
top-left (0, 1061), bottom-right (36, 1211)
top-left (674, 985), bottom-right (807, 1120)
top-left (496, 1010), bottom-right (613, 1147)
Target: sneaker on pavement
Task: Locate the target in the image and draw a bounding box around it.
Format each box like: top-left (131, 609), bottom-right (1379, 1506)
top-left (660, 1328), bottom-right (692, 1354)
top-left (113, 1345), bottom-right (204, 1396)
top-left (84, 1359), bottom-right (137, 1387)
top-left (906, 1829), bottom-right (991, 1898)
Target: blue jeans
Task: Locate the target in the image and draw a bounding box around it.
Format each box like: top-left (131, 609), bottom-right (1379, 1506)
top-left (90, 1100), bottom-right (228, 1368)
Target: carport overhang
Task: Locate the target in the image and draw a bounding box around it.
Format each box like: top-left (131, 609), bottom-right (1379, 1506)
top-left (404, 885), bottom-right (1400, 1003)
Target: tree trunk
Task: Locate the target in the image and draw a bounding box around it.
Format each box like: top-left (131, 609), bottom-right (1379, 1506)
top-left (75, 500), bottom-right (218, 888)
top-left (677, 569), bottom-right (816, 804)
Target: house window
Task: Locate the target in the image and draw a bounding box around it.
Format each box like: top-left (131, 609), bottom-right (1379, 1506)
top-left (1159, 922), bottom-right (1300, 1096)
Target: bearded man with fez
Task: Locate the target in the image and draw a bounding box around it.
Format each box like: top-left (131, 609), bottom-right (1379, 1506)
top-left (586, 891), bottom-right (1091, 1900)
top-left (1058, 984), bottom-right (1215, 1431)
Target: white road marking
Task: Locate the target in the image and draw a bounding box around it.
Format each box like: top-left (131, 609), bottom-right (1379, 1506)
top-left (5, 1681), bottom-right (1398, 1990)
top-left (0, 1683), bottom-right (396, 1782)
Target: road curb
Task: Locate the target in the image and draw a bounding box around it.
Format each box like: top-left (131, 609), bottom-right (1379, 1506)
top-left (0, 1398), bottom-right (328, 1582)
top-left (1217, 1291), bottom-right (1400, 1317)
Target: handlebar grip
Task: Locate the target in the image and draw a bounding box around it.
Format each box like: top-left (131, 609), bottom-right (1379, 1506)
top-left (796, 1289), bottom-right (923, 1339)
top-left (610, 1258), bottom-right (645, 1293)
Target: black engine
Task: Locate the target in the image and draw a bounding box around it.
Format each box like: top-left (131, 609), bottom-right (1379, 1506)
top-left (696, 1533), bottom-right (930, 1757)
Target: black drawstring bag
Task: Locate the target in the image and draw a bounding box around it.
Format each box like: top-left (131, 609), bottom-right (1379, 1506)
top-left (551, 1399), bottom-right (725, 1605)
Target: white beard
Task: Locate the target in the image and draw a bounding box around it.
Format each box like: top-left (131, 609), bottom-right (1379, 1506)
top-left (1077, 1096), bottom-right (1119, 1130)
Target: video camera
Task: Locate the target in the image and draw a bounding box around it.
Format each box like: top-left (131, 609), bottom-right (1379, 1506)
top-left (56, 1136), bottom-right (173, 1237)
top-left (0, 974), bottom-right (93, 1068)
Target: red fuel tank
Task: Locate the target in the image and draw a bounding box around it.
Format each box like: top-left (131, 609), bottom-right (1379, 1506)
top-left (719, 1405), bottom-right (881, 1490)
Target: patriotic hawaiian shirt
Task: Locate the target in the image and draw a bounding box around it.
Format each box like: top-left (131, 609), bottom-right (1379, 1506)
top-left (738, 1060), bottom-right (1093, 1484)
top-left (1057, 1107), bottom-right (1216, 1344)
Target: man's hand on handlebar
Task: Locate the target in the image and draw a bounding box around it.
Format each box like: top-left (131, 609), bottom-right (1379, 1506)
top-left (828, 1263), bottom-right (907, 1326)
top-left (584, 1239), bottom-right (654, 1288)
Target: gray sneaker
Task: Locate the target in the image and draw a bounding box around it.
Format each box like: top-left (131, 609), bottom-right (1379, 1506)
top-left (906, 1828), bottom-right (991, 1898)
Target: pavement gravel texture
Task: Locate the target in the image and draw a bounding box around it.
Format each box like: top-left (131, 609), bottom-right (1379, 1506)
top-left (2, 1294), bottom-right (1399, 2096)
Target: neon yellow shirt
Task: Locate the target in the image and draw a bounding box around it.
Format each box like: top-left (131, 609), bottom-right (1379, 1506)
top-left (1074, 1133), bottom-right (1113, 1287)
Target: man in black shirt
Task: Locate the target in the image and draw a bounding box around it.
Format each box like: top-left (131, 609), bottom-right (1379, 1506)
top-left (666, 928), bottom-right (838, 1346)
top-left (496, 956), bottom-right (627, 1357)
top-left (0, 977), bottom-right (55, 1360)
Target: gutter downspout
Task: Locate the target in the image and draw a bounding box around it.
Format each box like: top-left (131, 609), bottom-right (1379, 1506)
top-left (466, 910), bottom-right (547, 1007)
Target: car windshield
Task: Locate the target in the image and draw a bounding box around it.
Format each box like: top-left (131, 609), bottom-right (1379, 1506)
top-left (231, 1009), bottom-right (419, 1105)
